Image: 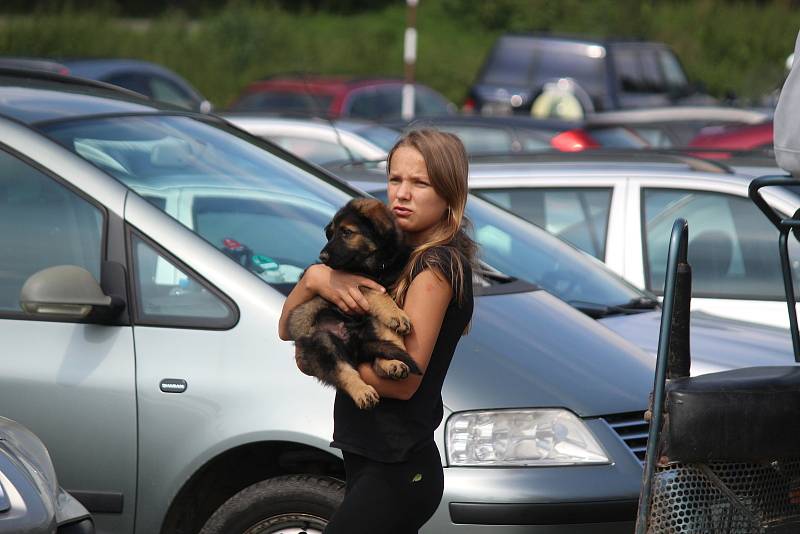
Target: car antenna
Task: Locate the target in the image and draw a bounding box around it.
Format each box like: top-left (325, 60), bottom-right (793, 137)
top-left (300, 71), bottom-right (357, 164)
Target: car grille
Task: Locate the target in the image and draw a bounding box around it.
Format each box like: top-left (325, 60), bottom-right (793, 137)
top-left (603, 411), bottom-right (649, 464)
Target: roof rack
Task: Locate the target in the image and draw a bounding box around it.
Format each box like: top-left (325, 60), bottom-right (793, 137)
top-left (467, 149), bottom-right (736, 174)
top-left (0, 66), bottom-right (149, 101)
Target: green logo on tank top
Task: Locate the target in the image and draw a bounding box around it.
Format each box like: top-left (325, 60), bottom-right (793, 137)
top-left (412, 473), bottom-right (423, 483)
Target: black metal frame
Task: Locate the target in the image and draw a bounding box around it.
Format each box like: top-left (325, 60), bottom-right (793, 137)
top-left (636, 174), bottom-right (800, 532)
top-left (635, 217), bottom-right (689, 533)
top-left (748, 175), bottom-right (800, 363)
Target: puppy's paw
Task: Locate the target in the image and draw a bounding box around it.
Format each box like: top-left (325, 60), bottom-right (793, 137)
top-left (353, 384), bottom-right (380, 409)
top-left (375, 359), bottom-right (409, 380)
top-left (388, 311), bottom-right (412, 335)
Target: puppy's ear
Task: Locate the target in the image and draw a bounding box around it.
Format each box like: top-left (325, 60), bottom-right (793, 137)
top-left (324, 222), bottom-right (334, 240)
top-left (352, 198), bottom-right (394, 235)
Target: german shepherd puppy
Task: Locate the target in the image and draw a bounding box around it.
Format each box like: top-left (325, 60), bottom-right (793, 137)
top-left (288, 198), bottom-right (421, 409)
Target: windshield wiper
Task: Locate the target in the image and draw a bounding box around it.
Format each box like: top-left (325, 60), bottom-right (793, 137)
top-left (614, 296), bottom-right (659, 310)
top-left (569, 297), bottom-right (657, 319)
top-left (474, 262), bottom-right (515, 284)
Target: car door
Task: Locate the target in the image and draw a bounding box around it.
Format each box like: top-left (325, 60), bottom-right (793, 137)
top-left (468, 175), bottom-right (628, 273)
top-left (0, 138), bottom-right (137, 534)
top-left (627, 176), bottom-right (800, 327)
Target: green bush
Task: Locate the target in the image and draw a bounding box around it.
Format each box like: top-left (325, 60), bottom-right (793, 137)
top-left (0, 0), bottom-right (797, 108)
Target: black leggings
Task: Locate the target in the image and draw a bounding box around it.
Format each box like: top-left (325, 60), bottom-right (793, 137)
top-left (324, 442), bottom-right (444, 534)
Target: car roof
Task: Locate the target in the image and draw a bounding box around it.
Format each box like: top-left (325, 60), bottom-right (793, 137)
top-left (496, 32), bottom-right (669, 48)
top-left (381, 114), bottom-right (578, 132)
top-left (242, 77), bottom-right (426, 95)
top-left (585, 106), bottom-right (771, 126)
top-left (0, 57), bottom-right (70, 74)
top-left (57, 58), bottom-right (178, 78)
top-left (466, 150), bottom-right (736, 173)
top-left (325, 155), bottom-right (736, 184)
top-left (221, 114), bottom-right (345, 128)
top-left (0, 69), bottom-right (181, 123)
top-left (466, 160), bottom-right (743, 181)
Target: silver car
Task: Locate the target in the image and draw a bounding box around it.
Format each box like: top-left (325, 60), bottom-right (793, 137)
top-left (222, 115), bottom-right (397, 165)
top-left (461, 155), bottom-right (800, 328)
top-left (0, 70), bottom-right (658, 533)
top-left (0, 417), bottom-right (93, 533)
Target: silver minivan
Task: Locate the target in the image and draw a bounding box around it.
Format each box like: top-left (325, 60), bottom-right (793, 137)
top-left (0, 72), bottom-right (657, 533)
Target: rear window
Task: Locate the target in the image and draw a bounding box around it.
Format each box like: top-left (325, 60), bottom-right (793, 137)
top-left (481, 37), bottom-right (606, 93)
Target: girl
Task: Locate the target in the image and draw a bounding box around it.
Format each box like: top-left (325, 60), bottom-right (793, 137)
top-left (279, 128), bottom-right (476, 534)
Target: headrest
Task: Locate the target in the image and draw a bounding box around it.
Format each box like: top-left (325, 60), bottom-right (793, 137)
top-left (775, 30), bottom-right (800, 177)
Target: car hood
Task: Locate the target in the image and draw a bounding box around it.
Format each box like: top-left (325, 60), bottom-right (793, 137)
top-left (598, 310), bottom-right (796, 375)
top-left (442, 290), bottom-right (653, 417)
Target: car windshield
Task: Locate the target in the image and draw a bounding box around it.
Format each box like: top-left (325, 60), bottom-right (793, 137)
top-left (39, 114), bottom-right (353, 291)
top-left (369, 188), bottom-right (651, 311)
top-left (468, 195), bottom-right (652, 310)
top-left (38, 113), bottom-right (522, 295)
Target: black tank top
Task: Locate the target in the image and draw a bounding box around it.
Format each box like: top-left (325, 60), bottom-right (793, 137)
top-left (331, 245), bottom-right (474, 463)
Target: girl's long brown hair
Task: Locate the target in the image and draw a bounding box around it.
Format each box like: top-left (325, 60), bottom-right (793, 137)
top-left (387, 129), bottom-right (477, 310)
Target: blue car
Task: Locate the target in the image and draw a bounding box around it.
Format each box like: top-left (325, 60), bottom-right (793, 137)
top-left (0, 57), bottom-right (211, 112)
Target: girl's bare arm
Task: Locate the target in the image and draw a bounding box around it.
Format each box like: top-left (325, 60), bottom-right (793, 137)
top-left (357, 268), bottom-right (452, 400)
top-left (278, 264), bottom-right (386, 340)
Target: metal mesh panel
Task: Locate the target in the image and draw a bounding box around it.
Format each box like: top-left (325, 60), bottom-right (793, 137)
top-left (646, 460), bottom-right (800, 533)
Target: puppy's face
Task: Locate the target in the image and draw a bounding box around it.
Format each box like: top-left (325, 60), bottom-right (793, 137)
top-left (319, 199), bottom-right (404, 275)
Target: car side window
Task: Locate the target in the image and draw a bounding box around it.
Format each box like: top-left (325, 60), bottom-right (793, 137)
top-left (638, 49), bottom-right (665, 92)
top-left (614, 47), bottom-right (668, 93)
top-left (347, 87), bottom-right (387, 120)
top-left (148, 75), bottom-right (195, 110)
top-left (131, 234), bottom-right (236, 328)
top-left (642, 188), bottom-right (797, 299)
top-left (414, 86), bottom-right (451, 116)
top-left (473, 188), bottom-right (613, 260)
top-left (0, 149), bottom-right (103, 314)
top-left (104, 72), bottom-right (150, 96)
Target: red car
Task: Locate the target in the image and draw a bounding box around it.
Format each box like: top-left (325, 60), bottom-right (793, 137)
top-left (687, 121), bottom-right (773, 158)
top-left (228, 77), bottom-right (456, 121)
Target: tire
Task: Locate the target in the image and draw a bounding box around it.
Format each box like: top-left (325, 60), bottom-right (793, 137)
top-left (198, 474), bottom-right (345, 534)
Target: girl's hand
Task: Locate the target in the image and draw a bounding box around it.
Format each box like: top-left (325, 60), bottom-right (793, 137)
top-left (305, 264), bottom-right (385, 314)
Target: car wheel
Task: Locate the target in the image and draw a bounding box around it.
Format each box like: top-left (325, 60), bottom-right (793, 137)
top-left (199, 474), bottom-right (345, 534)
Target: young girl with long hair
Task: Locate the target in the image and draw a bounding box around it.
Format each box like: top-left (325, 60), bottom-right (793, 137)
top-left (279, 128), bottom-right (476, 533)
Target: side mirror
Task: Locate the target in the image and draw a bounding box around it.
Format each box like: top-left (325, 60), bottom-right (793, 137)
top-left (20, 265), bottom-right (123, 320)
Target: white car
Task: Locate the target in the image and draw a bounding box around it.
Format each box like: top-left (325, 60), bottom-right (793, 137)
top-left (222, 115), bottom-right (396, 165)
top-left (466, 156), bottom-right (800, 328)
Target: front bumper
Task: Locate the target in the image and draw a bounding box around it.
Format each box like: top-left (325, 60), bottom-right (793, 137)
top-left (423, 419), bottom-right (643, 533)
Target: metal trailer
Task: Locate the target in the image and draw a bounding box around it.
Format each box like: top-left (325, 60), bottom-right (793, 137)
top-left (634, 175), bottom-right (800, 533)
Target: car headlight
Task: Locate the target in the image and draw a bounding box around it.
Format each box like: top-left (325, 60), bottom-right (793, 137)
top-left (446, 409), bottom-right (609, 466)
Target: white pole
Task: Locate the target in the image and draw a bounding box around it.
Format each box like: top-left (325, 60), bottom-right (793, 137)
top-left (402, 0), bottom-right (418, 120)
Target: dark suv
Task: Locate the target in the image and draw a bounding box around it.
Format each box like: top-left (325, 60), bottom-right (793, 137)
top-left (466, 34), bottom-right (714, 118)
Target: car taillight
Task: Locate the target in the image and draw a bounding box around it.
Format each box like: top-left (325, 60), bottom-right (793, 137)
top-left (551, 129), bottom-right (600, 152)
top-left (462, 97), bottom-right (475, 113)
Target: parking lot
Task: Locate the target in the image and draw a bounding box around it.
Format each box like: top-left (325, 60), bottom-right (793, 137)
top-left (2, 3), bottom-right (800, 534)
